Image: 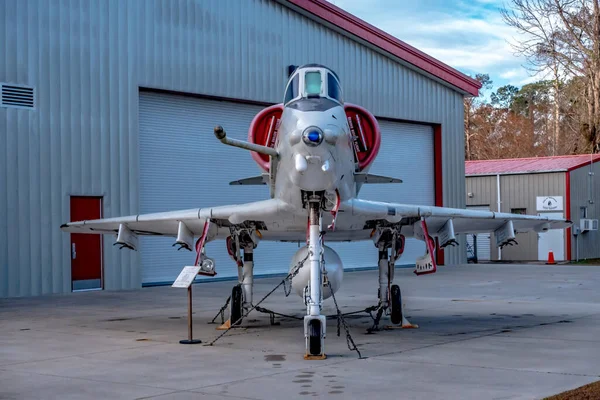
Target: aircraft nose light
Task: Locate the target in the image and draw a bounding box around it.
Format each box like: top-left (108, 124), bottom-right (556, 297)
top-left (302, 127), bottom-right (323, 147)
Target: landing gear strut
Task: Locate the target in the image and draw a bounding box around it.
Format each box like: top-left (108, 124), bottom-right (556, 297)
top-left (373, 228), bottom-right (417, 329)
top-left (217, 230), bottom-right (258, 330)
top-left (304, 198), bottom-right (326, 360)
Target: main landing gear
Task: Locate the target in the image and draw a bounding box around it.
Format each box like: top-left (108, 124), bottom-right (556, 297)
top-left (216, 230), bottom-right (258, 330)
top-left (373, 228), bottom-right (418, 330)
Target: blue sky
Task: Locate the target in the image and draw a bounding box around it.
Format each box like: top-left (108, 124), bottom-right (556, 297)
top-left (331, 0), bottom-right (542, 94)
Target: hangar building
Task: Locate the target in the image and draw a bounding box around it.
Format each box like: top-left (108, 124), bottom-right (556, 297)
top-left (1, 0), bottom-right (480, 297)
top-left (465, 155), bottom-right (600, 263)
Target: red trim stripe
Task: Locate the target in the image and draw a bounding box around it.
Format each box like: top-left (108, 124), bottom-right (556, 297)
top-left (566, 172), bottom-right (572, 261)
top-left (434, 125), bottom-right (444, 265)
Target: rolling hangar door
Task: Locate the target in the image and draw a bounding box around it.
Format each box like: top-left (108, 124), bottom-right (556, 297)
top-left (138, 91), bottom-right (434, 285)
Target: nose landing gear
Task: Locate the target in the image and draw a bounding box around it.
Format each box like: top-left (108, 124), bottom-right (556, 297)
top-left (303, 197), bottom-right (327, 360)
top-left (305, 316), bottom-right (326, 360)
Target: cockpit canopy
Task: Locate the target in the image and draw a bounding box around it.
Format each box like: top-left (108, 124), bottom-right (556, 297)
top-left (284, 65), bottom-right (343, 106)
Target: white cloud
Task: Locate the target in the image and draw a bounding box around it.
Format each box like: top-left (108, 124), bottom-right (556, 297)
top-left (500, 69), bottom-right (522, 79)
top-left (518, 74), bottom-right (542, 85)
top-left (331, 0), bottom-right (539, 89)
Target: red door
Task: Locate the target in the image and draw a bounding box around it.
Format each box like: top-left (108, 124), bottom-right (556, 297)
top-left (70, 197), bottom-right (103, 290)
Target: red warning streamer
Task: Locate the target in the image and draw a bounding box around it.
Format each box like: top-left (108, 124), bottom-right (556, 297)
top-left (194, 220), bottom-right (211, 266)
top-left (414, 218), bottom-right (437, 276)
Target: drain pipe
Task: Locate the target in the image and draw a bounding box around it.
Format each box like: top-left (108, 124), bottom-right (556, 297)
top-left (576, 233), bottom-right (579, 262)
top-left (497, 174), bottom-right (502, 261)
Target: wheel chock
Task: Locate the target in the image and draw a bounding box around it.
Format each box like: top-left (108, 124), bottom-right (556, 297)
top-left (303, 353), bottom-right (327, 360)
top-left (401, 323), bottom-right (419, 329)
top-left (216, 319), bottom-right (231, 330)
top-left (402, 315), bottom-right (418, 329)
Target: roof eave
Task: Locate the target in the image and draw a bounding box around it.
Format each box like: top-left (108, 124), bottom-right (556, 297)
top-left (566, 157), bottom-right (600, 172)
top-left (466, 170), bottom-right (568, 177)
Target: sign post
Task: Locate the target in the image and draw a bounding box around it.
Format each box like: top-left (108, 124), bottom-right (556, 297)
top-left (172, 266), bottom-right (203, 344)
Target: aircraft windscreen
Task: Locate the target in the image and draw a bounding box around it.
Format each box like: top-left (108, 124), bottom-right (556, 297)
top-left (327, 73), bottom-right (342, 103)
top-left (305, 72), bottom-right (322, 96)
top-left (285, 74), bottom-right (299, 104)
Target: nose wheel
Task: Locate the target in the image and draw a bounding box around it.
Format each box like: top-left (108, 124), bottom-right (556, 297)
top-left (308, 319), bottom-right (322, 356)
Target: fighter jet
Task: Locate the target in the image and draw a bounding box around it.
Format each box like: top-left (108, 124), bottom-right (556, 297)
top-left (61, 64), bottom-right (571, 359)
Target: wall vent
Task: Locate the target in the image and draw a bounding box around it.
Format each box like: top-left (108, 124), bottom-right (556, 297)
top-left (1, 83), bottom-right (35, 109)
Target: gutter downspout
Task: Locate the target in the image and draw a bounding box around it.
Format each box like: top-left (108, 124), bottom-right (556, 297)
top-left (497, 174), bottom-right (501, 261)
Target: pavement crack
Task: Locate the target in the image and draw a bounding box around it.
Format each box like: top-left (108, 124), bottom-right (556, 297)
top-left (193, 390), bottom-right (263, 400)
top-left (370, 330), bottom-right (503, 359)
top-left (135, 390), bottom-right (261, 400)
top-left (135, 390), bottom-right (181, 400)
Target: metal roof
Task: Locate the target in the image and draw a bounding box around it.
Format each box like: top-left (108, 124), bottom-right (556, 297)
top-left (465, 154), bottom-right (600, 176)
top-left (286, 0), bottom-right (482, 96)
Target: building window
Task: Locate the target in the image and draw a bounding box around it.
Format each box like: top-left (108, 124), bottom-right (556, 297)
top-left (580, 206), bottom-right (588, 219)
top-left (511, 208), bottom-right (527, 215)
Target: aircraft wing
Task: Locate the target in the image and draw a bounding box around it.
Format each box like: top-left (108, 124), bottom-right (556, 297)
top-left (344, 198), bottom-right (571, 247)
top-left (61, 199), bottom-right (294, 249)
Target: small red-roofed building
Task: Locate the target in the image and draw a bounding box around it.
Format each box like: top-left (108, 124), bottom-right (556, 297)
top-left (465, 155), bottom-right (600, 262)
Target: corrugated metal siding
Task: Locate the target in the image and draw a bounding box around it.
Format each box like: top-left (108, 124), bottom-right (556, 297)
top-left (1, 0), bottom-right (465, 297)
top-left (499, 173), bottom-right (565, 261)
top-left (466, 176), bottom-right (496, 209)
top-left (569, 163), bottom-right (600, 260)
top-left (0, 0), bottom-right (139, 297)
top-left (466, 173), bottom-right (567, 261)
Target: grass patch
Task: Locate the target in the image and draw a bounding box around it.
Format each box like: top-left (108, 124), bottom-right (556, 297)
top-left (544, 380), bottom-right (600, 400)
top-left (570, 258), bottom-right (600, 265)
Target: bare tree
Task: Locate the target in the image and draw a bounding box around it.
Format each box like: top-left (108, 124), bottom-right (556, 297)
top-left (501, 0), bottom-right (563, 154)
top-left (502, 0), bottom-right (600, 152)
top-left (465, 74), bottom-right (493, 160)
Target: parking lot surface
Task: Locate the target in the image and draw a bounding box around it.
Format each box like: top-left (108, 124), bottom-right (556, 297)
top-left (1, 264), bottom-right (600, 399)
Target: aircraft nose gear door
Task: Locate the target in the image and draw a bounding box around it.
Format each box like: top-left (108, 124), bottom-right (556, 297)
top-left (304, 198), bottom-right (327, 360)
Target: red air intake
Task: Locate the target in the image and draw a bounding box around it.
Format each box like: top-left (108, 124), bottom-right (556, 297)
top-left (344, 103), bottom-right (381, 171)
top-left (248, 104), bottom-right (284, 172)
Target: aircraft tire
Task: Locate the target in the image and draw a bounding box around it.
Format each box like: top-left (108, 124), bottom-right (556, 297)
top-left (231, 284), bottom-right (243, 326)
top-left (390, 284), bottom-right (402, 325)
top-left (308, 319), bottom-right (322, 356)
